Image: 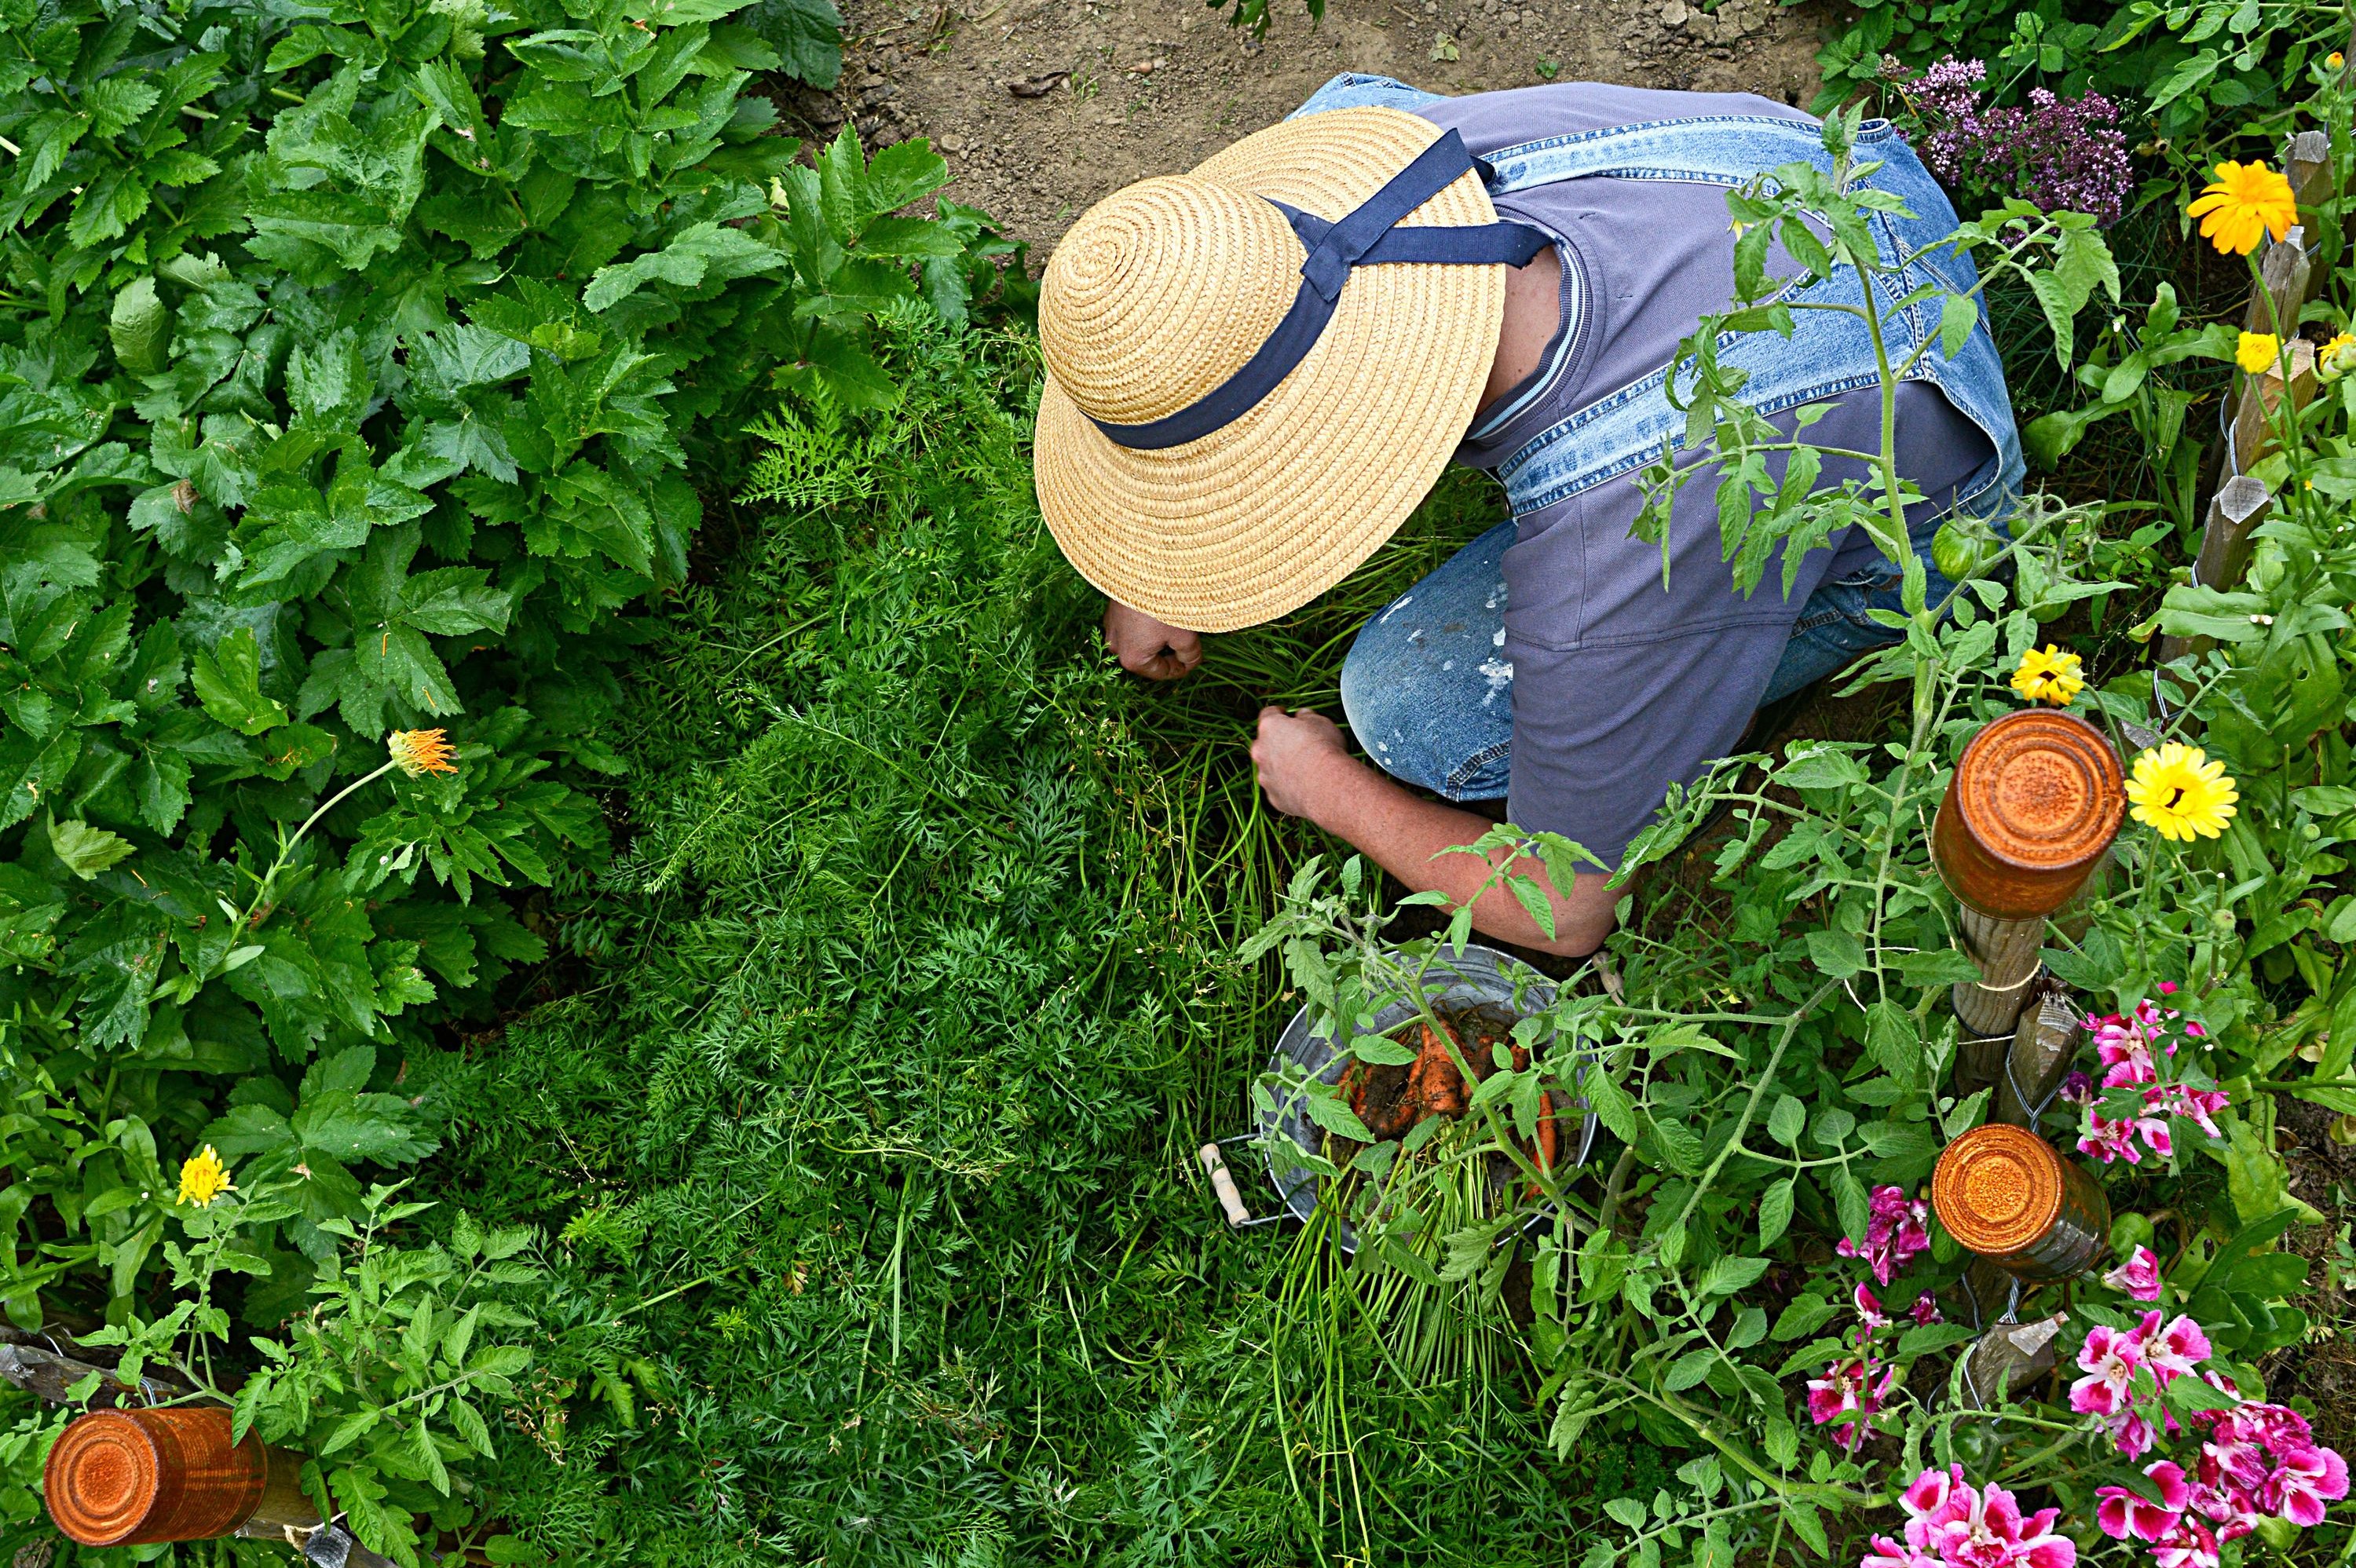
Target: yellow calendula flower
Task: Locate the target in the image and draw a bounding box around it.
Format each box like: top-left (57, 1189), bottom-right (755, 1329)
top-left (2188, 159), bottom-right (2300, 256)
top-left (2333, 50), bottom-right (2347, 68)
top-left (387, 729), bottom-right (458, 778)
top-left (2010, 644), bottom-right (2085, 706)
top-left (2127, 743), bottom-right (2239, 842)
top-left (2236, 331), bottom-right (2282, 374)
top-left (176, 1146), bottom-right (234, 1208)
top-left (2320, 332), bottom-right (2356, 381)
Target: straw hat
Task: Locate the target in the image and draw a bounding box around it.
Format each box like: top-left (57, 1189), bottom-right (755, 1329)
top-left (1033, 107), bottom-right (1511, 633)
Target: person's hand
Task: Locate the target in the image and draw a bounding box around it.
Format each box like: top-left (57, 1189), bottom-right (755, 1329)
top-left (1103, 601), bottom-right (1202, 682)
top-left (1251, 707), bottom-right (1354, 820)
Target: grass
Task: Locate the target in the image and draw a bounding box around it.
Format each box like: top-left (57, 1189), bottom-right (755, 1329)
top-left (412, 313), bottom-right (1630, 1563)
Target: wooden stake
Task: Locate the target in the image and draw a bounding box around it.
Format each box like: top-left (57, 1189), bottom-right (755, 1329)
top-left (2230, 336), bottom-right (2315, 473)
top-left (1952, 906), bottom-right (2046, 1038)
top-left (1992, 979), bottom-right (2086, 1130)
top-left (2157, 476), bottom-right (2273, 667)
top-left (2243, 224), bottom-right (2311, 339)
top-left (1959, 1313), bottom-right (2067, 1409)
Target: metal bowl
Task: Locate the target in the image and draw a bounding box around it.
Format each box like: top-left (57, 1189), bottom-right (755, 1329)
top-left (1253, 942), bottom-right (1601, 1249)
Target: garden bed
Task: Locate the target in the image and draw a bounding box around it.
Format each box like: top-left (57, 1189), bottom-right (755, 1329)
top-left (3, 0), bottom-right (2356, 1565)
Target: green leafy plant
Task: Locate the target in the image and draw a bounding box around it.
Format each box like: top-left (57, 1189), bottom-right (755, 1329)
top-left (0, 0), bottom-right (1008, 1551)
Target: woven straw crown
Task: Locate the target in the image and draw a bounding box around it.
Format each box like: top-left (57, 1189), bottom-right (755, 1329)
top-left (1033, 108), bottom-right (1513, 633)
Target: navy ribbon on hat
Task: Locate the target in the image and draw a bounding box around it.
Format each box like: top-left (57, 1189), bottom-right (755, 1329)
top-left (1089, 129), bottom-right (1552, 451)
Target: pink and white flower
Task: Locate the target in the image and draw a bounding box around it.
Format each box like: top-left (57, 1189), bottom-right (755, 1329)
top-left (1883, 1464), bottom-right (2076, 1568)
top-left (2140, 1312), bottom-right (2211, 1383)
top-left (2097, 1460), bottom-right (2192, 1543)
top-left (1911, 1291), bottom-right (1943, 1326)
top-left (2150, 1515), bottom-right (2221, 1568)
top-left (1809, 1353), bottom-right (1894, 1449)
top-left (2070, 1322), bottom-right (2146, 1420)
top-left (2265, 1443), bottom-right (2350, 1527)
top-left (1855, 1282), bottom-right (1891, 1332)
top-left (1837, 1184), bottom-right (1932, 1285)
top-left (2103, 1245), bottom-right (2164, 1302)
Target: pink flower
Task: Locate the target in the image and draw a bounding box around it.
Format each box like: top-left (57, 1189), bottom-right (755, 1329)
top-left (1911, 1292), bottom-right (1943, 1326)
top-left (2151, 1515), bottom-right (2221, 1568)
top-left (2104, 1245), bottom-right (2163, 1302)
top-left (1863, 1539), bottom-right (1937, 1568)
top-left (1809, 1354), bottom-right (1894, 1449)
top-left (1856, 1282), bottom-right (1890, 1331)
top-left (2266, 1444), bottom-right (2349, 1527)
top-left (2070, 1323), bottom-right (2145, 1418)
top-left (1906, 1474), bottom-right (2077, 1568)
top-left (2098, 1460), bottom-right (2192, 1542)
top-left (1900, 1464), bottom-right (1966, 1546)
top-left (1837, 1185), bottom-right (1932, 1285)
top-left (2059, 1070), bottom-right (2094, 1103)
top-left (2141, 1312), bottom-right (2211, 1382)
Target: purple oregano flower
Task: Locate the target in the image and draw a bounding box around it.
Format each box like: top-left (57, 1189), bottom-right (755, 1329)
top-left (1904, 57), bottom-right (2131, 226)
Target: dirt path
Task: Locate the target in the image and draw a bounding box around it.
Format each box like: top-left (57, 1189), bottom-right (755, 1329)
top-left (792, 0), bottom-right (1830, 249)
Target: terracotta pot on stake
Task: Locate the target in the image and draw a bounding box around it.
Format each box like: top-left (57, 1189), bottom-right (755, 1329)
top-left (43, 1406), bottom-right (319, 1546)
top-left (1932, 710), bottom-right (2125, 1044)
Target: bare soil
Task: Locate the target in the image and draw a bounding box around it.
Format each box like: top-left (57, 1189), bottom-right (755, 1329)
top-left (783, 0), bottom-right (1831, 250)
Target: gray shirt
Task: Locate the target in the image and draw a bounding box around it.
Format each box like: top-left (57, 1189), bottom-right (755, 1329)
top-left (1414, 85), bottom-right (1993, 866)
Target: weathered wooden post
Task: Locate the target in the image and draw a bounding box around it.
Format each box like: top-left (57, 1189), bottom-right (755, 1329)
top-left (1991, 978), bottom-right (2087, 1131)
top-left (1932, 711), bottom-right (2126, 1043)
top-left (1933, 1124), bottom-right (2113, 1406)
top-left (44, 1407), bottom-right (320, 1547)
top-left (2157, 476), bottom-right (2274, 669)
top-left (2230, 335), bottom-right (2316, 472)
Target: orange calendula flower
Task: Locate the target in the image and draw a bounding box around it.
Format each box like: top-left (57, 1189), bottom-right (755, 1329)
top-left (387, 729), bottom-right (458, 777)
top-left (2332, 51), bottom-right (2346, 68)
top-left (2188, 159), bottom-right (2299, 256)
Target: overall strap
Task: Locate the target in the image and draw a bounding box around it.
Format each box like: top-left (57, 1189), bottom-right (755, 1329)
top-left (1480, 114), bottom-right (1904, 197)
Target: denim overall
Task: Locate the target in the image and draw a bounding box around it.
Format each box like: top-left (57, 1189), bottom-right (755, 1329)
top-left (1295, 74), bottom-right (2025, 802)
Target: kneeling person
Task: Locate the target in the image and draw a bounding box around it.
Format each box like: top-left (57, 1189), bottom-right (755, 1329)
top-left (1035, 75), bottom-right (2021, 956)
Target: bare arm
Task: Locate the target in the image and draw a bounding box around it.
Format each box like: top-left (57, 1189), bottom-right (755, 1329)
top-left (1249, 708), bottom-right (1616, 956)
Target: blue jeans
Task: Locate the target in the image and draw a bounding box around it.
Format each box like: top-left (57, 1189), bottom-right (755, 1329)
top-left (1337, 480), bottom-right (2014, 802)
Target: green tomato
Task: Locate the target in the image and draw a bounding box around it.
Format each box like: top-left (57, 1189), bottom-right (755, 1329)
top-left (1930, 519), bottom-right (1986, 583)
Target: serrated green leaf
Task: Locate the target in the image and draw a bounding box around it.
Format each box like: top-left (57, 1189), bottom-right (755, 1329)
top-left (48, 817), bottom-right (134, 880)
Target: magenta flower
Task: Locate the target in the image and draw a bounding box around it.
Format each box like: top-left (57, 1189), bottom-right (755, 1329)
top-left (1809, 1353), bottom-right (1894, 1449)
top-left (1862, 1540), bottom-right (1937, 1568)
top-left (2070, 1322), bottom-right (2145, 1420)
top-left (2150, 1515), bottom-right (2221, 1568)
top-left (2077, 1000), bottom-right (2230, 1164)
top-left (2267, 1444), bottom-right (2351, 1526)
top-left (2104, 1245), bottom-right (2164, 1302)
top-left (1890, 1463), bottom-right (2076, 1568)
top-left (1856, 1281), bottom-right (1891, 1332)
top-left (2179, 1391), bottom-right (2351, 1535)
top-left (2059, 1069), bottom-right (2094, 1104)
top-left (1911, 1291), bottom-right (1943, 1326)
top-left (2141, 1311), bottom-right (2211, 1382)
top-left (2098, 1460), bottom-right (2192, 1543)
top-left (1837, 1185), bottom-right (1932, 1285)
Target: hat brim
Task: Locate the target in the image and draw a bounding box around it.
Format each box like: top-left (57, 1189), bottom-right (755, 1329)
top-left (1033, 108), bottom-right (1507, 634)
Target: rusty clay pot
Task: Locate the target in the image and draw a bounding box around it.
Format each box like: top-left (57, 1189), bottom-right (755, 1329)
top-left (1931, 709), bottom-right (2125, 921)
top-left (44, 1406), bottom-right (312, 1545)
top-left (1931, 1124), bottom-right (2111, 1281)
